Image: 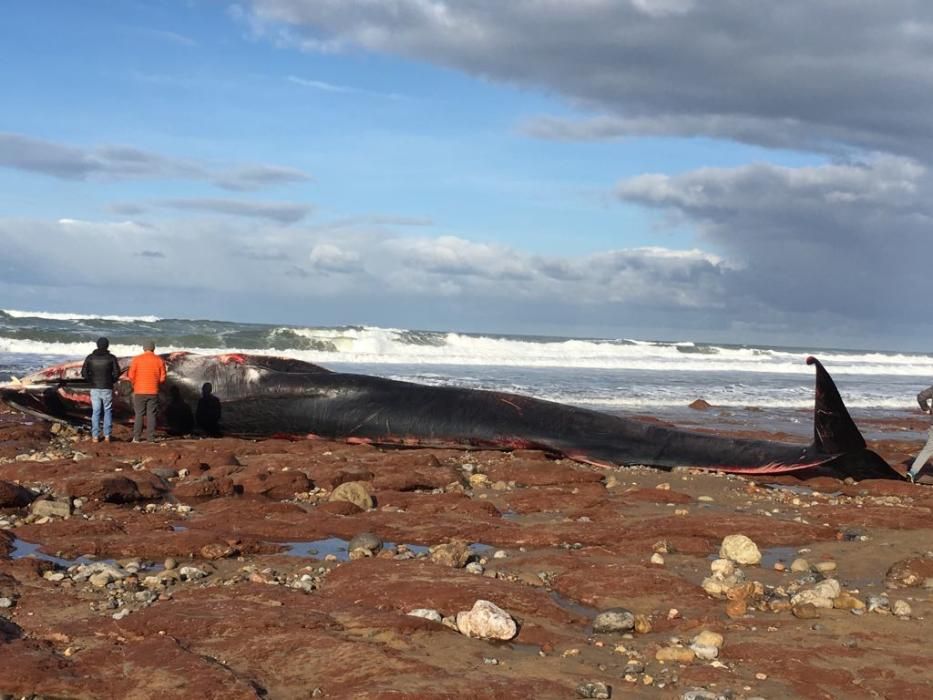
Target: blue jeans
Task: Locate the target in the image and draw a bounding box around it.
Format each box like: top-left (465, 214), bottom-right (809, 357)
top-left (909, 425), bottom-right (933, 479)
top-left (90, 388), bottom-right (113, 439)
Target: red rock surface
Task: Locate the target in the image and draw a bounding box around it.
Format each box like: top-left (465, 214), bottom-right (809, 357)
top-left (0, 403), bottom-right (931, 698)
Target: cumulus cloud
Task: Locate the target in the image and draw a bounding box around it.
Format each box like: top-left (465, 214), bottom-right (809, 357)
top-left (0, 133), bottom-right (311, 191)
top-left (242, 0), bottom-right (933, 160)
top-left (308, 243), bottom-right (362, 273)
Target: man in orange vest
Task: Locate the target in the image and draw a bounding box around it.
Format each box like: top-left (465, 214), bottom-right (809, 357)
top-left (127, 340), bottom-right (167, 443)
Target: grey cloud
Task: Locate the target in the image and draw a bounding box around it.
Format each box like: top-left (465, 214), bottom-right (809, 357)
top-left (0, 133), bottom-right (311, 191)
top-left (4, 209), bottom-right (924, 345)
top-left (136, 250), bottom-right (166, 258)
top-left (157, 198), bottom-right (312, 224)
top-left (616, 157), bottom-right (933, 320)
top-left (213, 164), bottom-right (312, 191)
top-left (108, 203), bottom-right (148, 216)
top-left (244, 0), bottom-right (933, 159)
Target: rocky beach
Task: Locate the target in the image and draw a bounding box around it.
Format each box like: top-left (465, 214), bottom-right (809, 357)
top-left (0, 402), bottom-right (931, 699)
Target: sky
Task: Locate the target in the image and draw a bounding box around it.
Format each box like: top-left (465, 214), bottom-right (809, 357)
top-left (1, 1), bottom-right (932, 349)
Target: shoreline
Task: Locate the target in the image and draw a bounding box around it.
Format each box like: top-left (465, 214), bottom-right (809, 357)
top-left (1, 403), bottom-right (931, 698)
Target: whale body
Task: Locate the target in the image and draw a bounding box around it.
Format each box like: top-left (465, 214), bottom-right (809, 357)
top-left (0, 352), bottom-right (898, 479)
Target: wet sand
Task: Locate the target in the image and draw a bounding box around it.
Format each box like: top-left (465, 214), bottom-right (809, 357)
top-left (0, 403), bottom-right (931, 699)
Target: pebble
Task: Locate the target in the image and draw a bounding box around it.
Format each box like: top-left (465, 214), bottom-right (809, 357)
top-left (575, 681), bottom-right (611, 698)
top-left (692, 630), bottom-right (724, 649)
top-left (465, 562), bottom-right (484, 575)
top-left (407, 608), bottom-right (443, 623)
top-left (650, 553), bottom-right (665, 565)
top-left (0, 597), bottom-right (12, 608)
top-left (493, 550), bottom-right (508, 559)
top-left (709, 558), bottom-right (735, 578)
top-left (791, 603), bottom-right (821, 619)
top-left (681, 691), bottom-right (721, 700)
top-left (892, 600), bottom-right (912, 617)
top-left (813, 561), bottom-right (837, 573)
top-left (832, 592), bottom-right (865, 610)
top-left (790, 557), bottom-right (810, 572)
top-left (719, 534), bottom-right (762, 565)
top-left (656, 647), bottom-right (695, 664)
top-left (429, 541), bottom-right (471, 568)
top-left (347, 532), bottom-right (383, 557)
top-left (163, 557), bottom-right (177, 571)
top-left (593, 608), bottom-right (635, 633)
top-left (633, 614), bottom-right (652, 634)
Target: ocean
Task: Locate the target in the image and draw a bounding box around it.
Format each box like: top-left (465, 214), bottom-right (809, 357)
top-left (1, 308), bottom-right (930, 440)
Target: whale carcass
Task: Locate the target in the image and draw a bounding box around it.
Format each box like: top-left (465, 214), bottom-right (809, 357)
top-left (0, 352), bottom-right (898, 479)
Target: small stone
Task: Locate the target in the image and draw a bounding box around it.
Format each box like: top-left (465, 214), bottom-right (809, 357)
top-left (0, 597), bottom-right (12, 608)
top-left (656, 647), bottom-right (695, 664)
top-left (691, 644), bottom-right (719, 660)
top-left (493, 550), bottom-right (508, 559)
top-left (200, 543), bottom-right (237, 560)
top-left (773, 561), bottom-right (786, 572)
top-left (680, 691), bottom-right (720, 700)
top-left (347, 532), bottom-right (383, 557)
top-left (465, 562), bottom-right (484, 575)
top-left (709, 558), bottom-right (735, 578)
top-left (833, 592), bottom-right (865, 610)
top-left (719, 534), bottom-right (762, 565)
top-left (633, 614), bottom-right (652, 634)
top-left (89, 572), bottom-right (112, 588)
top-left (692, 630), bottom-right (724, 649)
top-left (814, 561), bottom-right (837, 573)
top-left (892, 600), bottom-right (912, 617)
top-left (656, 482), bottom-right (671, 490)
top-left (575, 681), bottom-right (611, 699)
top-left (593, 608), bottom-right (635, 633)
top-left (429, 540), bottom-right (471, 568)
top-left (790, 557), bottom-right (810, 572)
top-left (792, 603), bottom-right (821, 619)
top-left (650, 553), bottom-right (665, 565)
top-left (755, 672), bottom-right (768, 680)
top-left (30, 498), bottom-right (72, 519)
top-left (329, 481), bottom-right (373, 510)
top-left (163, 558), bottom-right (177, 571)
top-left (725, 598), bottom-right (747, 618)
top-left (407, 608), bottom-right (443, 623)
top-left (468, 473), bottom-right (489, 488)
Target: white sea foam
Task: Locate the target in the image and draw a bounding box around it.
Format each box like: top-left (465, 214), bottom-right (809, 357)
top-left (2, 309), bottom-right (161, 323)
top-left (2, 326), bottom-right (933, 377)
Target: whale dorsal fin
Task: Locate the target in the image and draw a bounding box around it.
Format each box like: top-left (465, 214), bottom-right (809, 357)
top-left (806, 356), bottom-right (866, 454)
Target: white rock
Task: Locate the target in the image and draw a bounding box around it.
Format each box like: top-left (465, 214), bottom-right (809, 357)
top-left (690, 643), bottom-right (719, 660)
top-left (893, 600), bottom-right (912, 617)
top-left (407, 608), bottom-right (443, 623)
top-left (709, 558), bottom-right (735, 578)
top-left (650, 553), bottom-right (665, 565)
top-left (465, 562), bottom-right (484, 575)
top-left (719, 534), bottom-right (762, 565)
top-left (493, 550), bottom-right (508, 559)
top-left (456, 600), bottom-right (518, 641)
top-left (692, 630), bottom-right (724, 649)
top-left (790, 557), bottom-right (810, 572)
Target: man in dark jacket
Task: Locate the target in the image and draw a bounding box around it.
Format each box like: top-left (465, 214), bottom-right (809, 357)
top-left (908, 384), bottom-right (933, 482)
top-left (80, 337), bottom-right (122, 442)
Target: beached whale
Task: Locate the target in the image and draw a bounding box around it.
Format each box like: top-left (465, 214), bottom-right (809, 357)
top-left (0, 352), bottom-right (898, 479)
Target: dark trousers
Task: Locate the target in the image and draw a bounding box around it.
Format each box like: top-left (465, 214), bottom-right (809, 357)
top-left (132, 394), bottom-right (159, 441)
